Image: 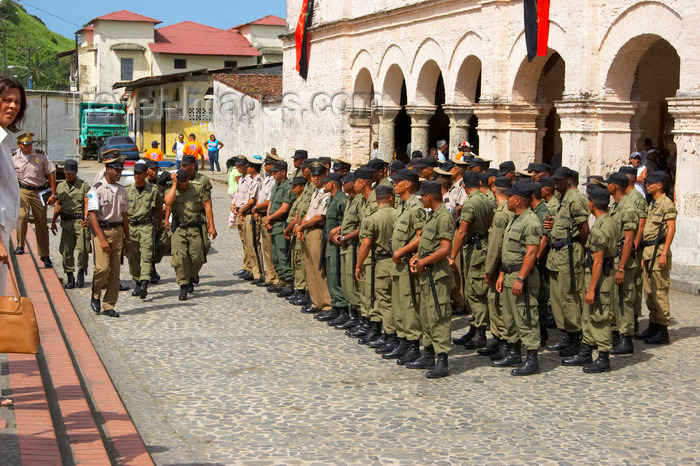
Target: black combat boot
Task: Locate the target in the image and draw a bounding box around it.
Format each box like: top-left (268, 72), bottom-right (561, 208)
top-left (277, 285), bottom-right (294, 298)
top-left (492, 342), bottom-right (522, 367)
top-left (546, 331), bottom-right (570, 351)
top-left (558, 332), bottom-right (582, 358)
top-left (131, 281), bottom-right (142, 296)
top-left (540, 325), bottom-right (548, 348)
top-left (368, 331), bottom-right (388, 349)
top-left (426, 353), bottom-right (449, 378)
top-left (76, 269), bottom-right (85, 288)
top-left (337, 308), bottom-right (359, 330)
top-left (317, 307), bottom-right (339, 322)
top-left (358, 321), bottom-right (381, 345)
top-left (251, 277), bottom-right (265, 285)
top-left (562, 343), bottom-right (593, 366)
top-left (464, 328), bottom-right (487, 350)
top-left (452, 326), bottom-right (477, 345)
top-left (346, 317), bottom-right (369, 337)
top-left (645, 325), bottom-right (670, 344)
top-left (611, 335), bottom-right (634, 355)
top-left (139, 280), bottom-right (148, 299)
top-left (397, 340), bottom-right (421, 365)
top-left (511, 350), bottom-right (539, 376)
top-left (150, 265), bottom-right (160, 284)
top-left (383, 338), bottom-right (408, 359)
top-left (583, 351), bottom-right (611, 373)
top-left (65, 273), bottom-right (75, 289)
top-left (612, 331), bottom-right (620, 348)
top-left (405, 345), bottom-right (435, 369)
top-left (376, 335), bottom-right (399, 354)
top-left (286, 289), bottom-right (304, 301)
top-left (241, 270), bottom-right (253, 280)
top-left (267, 284), bottom-right (281, 293)
top-left (635, 322), bottom-right (658, 340)
top-left (187, 279), bottom-right (195, 293)
top-left (178, 285), bottom-right (188, 301)
top-left (490, 339), bottom-right (510, 361)
top-left (328, 307), bottom-right (349, 326)
top-left (477, 338), bottom-right (502, 356)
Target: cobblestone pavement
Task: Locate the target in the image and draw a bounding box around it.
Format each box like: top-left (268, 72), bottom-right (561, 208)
top-left (48, 162), bottom-right (700, 464)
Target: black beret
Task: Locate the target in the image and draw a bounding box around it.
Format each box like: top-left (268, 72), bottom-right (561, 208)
top-left (469, 157), bottom-right (486, 167)
top-left (646, 171), bottom-right (670, 184)
top-left (292, 149), bottom-right (308, 159)
top-left (182, 154), bottom-right (197, 165)
top-left (367, 158), bottom-right (387, 170)
top-left (133, 160), bottom-right (147, 174)
top-left (341, 172), bottom-right (356, 184)
top-left (552, 166), bottom-right (573, 180)
top-left (388, 160), bottom-right (406, 172)
top-left (354, 167), bottom-right (374, 180)
top-left (292, 176), bottom-right (307, 185)
top-left (494, 176), bottom-right (512, 189)
top-left (587, 185), bottom-right (611, 204)
top-left (540, 176), bottom-right (555, 188)
top-left (416, 180), bottom-right (442, 196)
top-left (527, 162), bottom-right (551, 173)
top-left (499, 161), bottom-right (516, 172)
top-left (506, 179), bottom-right (534, 198)
top-left (478, 172), bottom-right (489, 185)
top-left (326, 172), bottom-right (343, 183)
top-left (392, 168), bottom-right (420, 184)
top-left (176, 169), bottom-right (188, 182)
top-left (485, 168), bottom-right (499, 178)
top-left (269, 160), bottom-right (288, 172)
top-left (64, 159), bottom-right (78, 174)
top-left (605, 172), bottom-right (629, 188)
top-left (375, 185), bottom-right (394, 197)
top-left (619, 166), bottom-right (637, 176)
top-left (463, 171), bottom-right (480, 188)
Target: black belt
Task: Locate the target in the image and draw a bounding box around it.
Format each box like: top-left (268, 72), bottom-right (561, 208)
top-left (375, 254), bottom-right (392, 261)
top-left (466, 233), bottom-right (485, 249)
top-left (19, 183), bottom-right (48, 191)
top-left (98, 221), bottom-right (122, 229)
top-left (501, 263), bottom-right (522, 274)
top-left (61, 213), bottom-right (84, 221)
top-left (129, 217), bottom-right (154, 226)
top-left (178, 220), bottom-right (204, 228)
top-left (641, 238), bottom-right (665, 248)
top-left (551, 237), bottom-right (578, 250)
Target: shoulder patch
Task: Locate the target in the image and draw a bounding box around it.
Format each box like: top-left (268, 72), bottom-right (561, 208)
top-left (531, 226), bottom-right (541, 236)
top-left (444, 222), bottom-right (454, 233)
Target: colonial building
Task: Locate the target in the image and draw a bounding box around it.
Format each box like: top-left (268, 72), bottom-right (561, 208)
top-left (279, 0), bottom-right (700, 266)
top-left (232, 15), bottom-right (287, 64)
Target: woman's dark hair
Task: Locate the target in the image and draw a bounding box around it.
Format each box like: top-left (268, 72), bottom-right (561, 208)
top-left (0, 77), bottom-right (27, 132)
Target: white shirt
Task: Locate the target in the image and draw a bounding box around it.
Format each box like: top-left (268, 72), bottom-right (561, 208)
top-left (635, 165), bottom-right (646, 196)
top-left (0, 127), bottom-right (20, 234)
top-left (371, 149), bottom-right (379, 160)
top-left (175, 141), bottom-right (185, 160)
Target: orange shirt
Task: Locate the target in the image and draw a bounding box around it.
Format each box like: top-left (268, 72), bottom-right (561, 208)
top-left (183, 140), bottom-right (204, 159)
top-left (144, 148), bottom-right (164, 161)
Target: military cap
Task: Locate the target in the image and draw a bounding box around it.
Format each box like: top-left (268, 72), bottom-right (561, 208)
top-left (64, 159), bottom-right (78, 174)
top-left (265, 152), bottom-right (283, 162)
top-left (269, 160), bottom-right (288, 172)
top-left (506, 179), bottom-right (535, 198)
top-left (388, 160), bottom-right (406, 172)
top-left (411, 150), bottom-right (423, 159)
top-left (494, 176), bottom-right (512, 189)
top-left (234, 155), bottom-right (246, 165)
top-left (416, 180), bottom-right (442, 196)
top-left (300, 157), bottom-right (318, 169)
top-left (354, 166), bottom-right (374, 181)
top-left (292, 149), bottom-right (308, 159)
top-left (102, 149), bottom-right (123, 167)
top-left (583, 175), bottom-right (605, 187)
top-left (646, 171), bottom-right (670, 184)
top-left (263, 154), bottom-right (277, 164)
top-left (309, 161), bottom-right (328, 176)
top-left (571, 170), bottom-right (580, 184)
top-left (133, 160), bottom-right (147, 174)
top-left (434, 167), bottom-right (453, 178)
top-left (151, 140), bottom-right (159, 148)
top-left (318, 156), bottom-right (332, 167)
top-left (441, 160), bottom-right (456, 171)
top-left (333, 158), bottom-right (352, 171)
top-left (462, 171), bottom-right (480, 188)
top-left (618, 166), bottom-right (637, 176)
top-left (392, 168), bottom-right (420, 184)
top-left (419, 157), bottom-right (440, 168)
top-left (375, 185), bottom-right (394, 197)
top-left (478, 172), bottom-right (490, 185)
top-left (16, 132), bottom-right (35, 144)
top-left (292, 176), bottom-right (307, 185)
top-left (499, 161), bottom-right (516, 173)
top-left (469, 157), bottom-right (486, 168)
top-left (156, 171), bottom-right (170, 186)
top-left (552, 166), bottom-right (573, 180)
top-left (630, 152), bottom-right (642, 160)
top-left (145, 159), bottom-right (159, 170)
top-left (485, 168), bottom-right (499, 178)
top-left (462, 152), bottom-right (476, 161)
top-left (516, 170), bottom-right (533, 179)
top-left (176, 169), bottom-right (189, 182)
top-left (182, 154), bottom-right (197, 165)
top-left (605, 172), bottom-right (629, 188)
top-left (540, 176), bottom-right (555, 188)
top-left (367, 158), bottom-right (387, 170)
top-left (587, 185), bottom-right (611, 204)
top-left (246, 154), bottom-right (264, 166)
top-left (341, 172), bottom-right (356, 184)
top-left (527, 162), bottom-right (551, 173)
top-left (326, 172), bottom-right (343, 183)
top-left (451, 157), bottom-right (470, 167)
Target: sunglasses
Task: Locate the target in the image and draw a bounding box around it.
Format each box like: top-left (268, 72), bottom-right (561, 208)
top-left (19, 142), bottom-right (33, 146)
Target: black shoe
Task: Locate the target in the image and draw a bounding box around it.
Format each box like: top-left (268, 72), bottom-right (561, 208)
top-left (612, 331), bottom-right (620, 348)
top-left (192, 275), bottom-right (199, 285)
top-left (76, 270), bottom-right (85, 288)
top-left (452, 326), bottom-right (477, 345)
top-left (256, 281), bottom-right (270, 288)
top-left (490, 340), bottom-right (510, 361)
top-left (187, 280), bottom-right (194, 293)
top-left (645, 325), bottom-right (670, 345)
top-left (90, 296), bottom-right (101, 314)
top-left (233, 269), bottom-right (246, 277)
top-left (132, 281), bottom-right (142, 296)
top-left (358, 322), bottom-right (381, 345)
top-left (562, 344), bottom-right (593, 366)
top-left (139, 281), bottom-right (148, 299)
top-left (383, 338), bottom-right (408, 359)
top-left (301, 306), bottom-right (321, 314)
top-left (558, 332), bottom-right (582, 358)
top-left (464, 328), bottom-right (487, 350)
top-left (546, 332), bottom-right (570, 351)
top-left (337, 308), bottom-right (359, 330)
top-left (103, 309), bottom-right (120, 318)
top-left (251, 278), bottom-right (264, 285)
top-left (179, 285), bottom-right (188, 301)
top-left (368, 331), bottom-right (389, 349)
top-left (376, 335), bottom-right (398, 354)
top-left (611, 335), bottom-right (634, 355)
top-left (635, 322), bottom-right (659, 340)
top-left (150, 267), bottom-right (160, 284)
top-left (405, 346), bottom-right (435, 369)
top-left (426, 353), bottom-right (449, 378)
top-left (583, 352), bottom-right (611, 373)
top-left (290, 291), bottom-right (310, 305)
top-left (397, 340), bottom-right (421, 365)
top-left (242, 271), bottom-right (254, 280)
top-left (277, 285), bottom-right (295, 298)
top-left (511, 350), bottom-right (539, 376)
top-left (492, 342), bottom-right (522, 367)
top-left (328, 307), bottom-right (349, 326)
top-left (267, 284), bottom-right (282, 293)
top-left (317, 308), bottom-right (339, 322)
top-left (41, 256), bottom-right (53, 268)
top-left (477, 338), bottom-right (501, 356)
top-left (119, 283), bottom-right (129, 291)
top-left (64, 273), bottom-right (75, 289)
top-left (14, 246), bottom-right (24, 255)
top-left (286, 289), bottom-right (304, 301)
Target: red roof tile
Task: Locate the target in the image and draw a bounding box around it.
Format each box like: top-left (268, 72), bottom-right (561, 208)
top-left (214, 74), bottom-right (282, 103)
top-left (232, 15), bottom-right (286, 30)
top-left (89, 10), bottom-right (161, 25)
top-left (150, 21), bottom-right (260, 57)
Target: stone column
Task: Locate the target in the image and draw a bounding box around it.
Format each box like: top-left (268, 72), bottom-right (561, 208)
top-left (629, 102), bottom-right (648, 153)
top-left (667, 97), bottom-right (700, 265)
top-left (348, 109), bottom-right (372, 166)
top-left (377, 106), bottom-right (400, 163)
top-left (474, 102), bottom-right (538, 170)
top-left (443, 105), bottom-right (473, 158)
top-left (406, 106), bottom-right (435, 157)
top-left (534, 104), bottom-right (552, 163)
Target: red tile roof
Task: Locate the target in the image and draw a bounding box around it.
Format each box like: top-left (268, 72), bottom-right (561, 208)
top-left (89, 10), bottom-right (161, 25)
top-left (214, 74), bottom-right (282, 103)
top-left (149, 21), bottom-right (260, 57)
top-left (232, 15), bottom-right (286, 30)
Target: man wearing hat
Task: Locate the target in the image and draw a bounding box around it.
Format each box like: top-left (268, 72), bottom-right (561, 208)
top-left (87, 150), bottom-right (130, 317)
top-left (545, 166), bottom-right (591, 357)
top-left (366, 158), bottom-right (396, 210)
top-left (145, 159), bottom-right (169, 283)
top-left (387, 160), bottom-right (405, 178)
top-left (407, 180), bottom-right (455, 378)
top-left (497, 161), bottom-right (516, 182)
top-left (126, 161), bottom-right (162, 300)
top-left (451, 171), bottom-right (494, 350)
top-left (264, 160), bottom-right (295, 297)
top-left (296, 161), bottom-right (332, 313)
top-left (332, 158), bottom-right (352, 177)
top-left (182, 154), bottom-right (217, 270)
top-left (254, 153), bottom-right (283, 288)
top-left (636, 171), bottom-right (676, 345)
top-left (145, 141), bottom-right (163, 161)
top-left (13, 132), bottom-right (57, 267)
top-left (233, 157), bottom-right (253, 279)
top-left (529, 180), bottom-right (553, 346)
top-left (527, 163), bottom-right (551, 182)
top-left (562, 185), bottom-right (617, 373)
top-left (492, 179), bottom-right (544, 375)
top-left (239, 155), bottom-right (265, 284)
top-left (282, 176), bottom-right (309, 302)
top-left (415, 157), bottom-right (439, 180)
top-left (290, 149), bottom-right (308, 180)
top-left (51, 159), bottom-right (90, 289)
top-left (540, 176), bottom-right (559, 212)
top-left (455, 141), bottom-right (471, 161)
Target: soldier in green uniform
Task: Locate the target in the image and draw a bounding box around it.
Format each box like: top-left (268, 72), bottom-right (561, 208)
top-left (126, 161), bottom-right (162, 299)
top-left (145, 159), bottom-right (168, 283)
top-left (264, 160), bottom-right (295, 297)
top-left (492, 180), bottom-right (543, 375)
top-left (481, 177), bottom-right (514, 360)
top-left (290, 150), bottom-right (308, 180)
top-left (384, 168), bottom-right (425, 363)
top-left (563, 186), bottom-right (618, 373)
top-left (545, 166), bottom-right (590, 358)
top-left (316, 172), bottom-right (348, 323)
top-left (636, 171), bottom-right (676, 345)
top-left (407, 180), bottom-right (454, 378)
top-left (164, 169), bottom-right (217, 301)
top-left (605, 172), bottom-right (639, 354)
top-left (51, 159), bottom-right (90, 289)
top-left (181, 154), bottom-right (216, 273)
top-left (282, 177), bottom-right (308, 302)
top-left (530, 181), bottom-right (553, 347)
top-left (541, 176), bottom-right (560, 213)
top-left (451, 171), bottom-right (493, 349)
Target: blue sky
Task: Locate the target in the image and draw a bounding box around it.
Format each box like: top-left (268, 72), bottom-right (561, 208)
top-left (17, 0), bottom-right (288, 38)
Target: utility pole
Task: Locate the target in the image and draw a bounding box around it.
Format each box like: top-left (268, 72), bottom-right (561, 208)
top-left (18, 46), bottom-right (39, 89)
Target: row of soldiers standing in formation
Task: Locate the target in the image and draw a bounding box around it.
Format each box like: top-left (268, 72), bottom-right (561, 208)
top-left (235, 149), bottom-right (675, 378)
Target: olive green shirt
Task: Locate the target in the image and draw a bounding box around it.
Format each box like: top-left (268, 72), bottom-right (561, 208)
top-left (325, 190), bottom-right (348, 237)
top-left (642, 194), bottom-right (676, 268)
top-left (611, 194), bottom-right (639, 269)
top-left (484, 199), bottom-right (514, 275)
top-left (546, 187), bottom-right (590, 271)
top-left (586, 213), bottom-right (619, 293)
top-left (171, 184), bottom-right (205, 224)
top-left (296, 182), bottom-right (315, 219)
top-left (191, 172), bottom-right (213, 200)
top-left (359, 204), bottom-right (397, 262)
top-left (269, 179), bottom-right (295, 234)
top-left (339, 194), bottom-right (362, 256)
top-left (501, 208), bottom-right (543, 286)
top-left (628, 188), bottom-right (648, 220)
top-left (459, 191), bottom-right (493, 236)
top-left (418, 203), bottom-right (455, 281)
top-left (126, 182), bottom-right (161, 220)
top-left (56, 178), bottom-right (89, 230)
top-left (390, 194), bottom-right (426, 275)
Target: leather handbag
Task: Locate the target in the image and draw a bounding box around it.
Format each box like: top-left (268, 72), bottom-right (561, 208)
top-left (0, 264), bottom-right (40, 354)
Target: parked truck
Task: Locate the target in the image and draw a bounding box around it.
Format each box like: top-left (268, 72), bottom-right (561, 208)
top-left (79, 102), bottom-right (128, 160)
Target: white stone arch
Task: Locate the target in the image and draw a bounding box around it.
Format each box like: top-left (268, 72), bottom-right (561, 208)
top-left (445, 31), bottom-right (484, 104)
top-left (350, 49), bottom-right (377, 81)
top-left (376, 44), bottom-right (409, 107)
top-left (352, 68), bottom-right (375, 111)
top-left (599, 2), bottom-right (682, 101)
top-left (410, 38), bottom-right (448, 105)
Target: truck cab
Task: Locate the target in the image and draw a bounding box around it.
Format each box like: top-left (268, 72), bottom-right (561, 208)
top-left (79, 103), bottom-right (128, 160)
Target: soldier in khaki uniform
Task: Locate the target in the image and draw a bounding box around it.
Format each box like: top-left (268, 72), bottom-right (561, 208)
top-left (264, 161), bottom-right (295, 297)
top-left (255, 153), bottom-right (282, 287)
top-left (541, 176), bottom-right (560, 213)
top-left (407, 180), bottom-right (455, 378)
top-left (126, 161), bottom-right (162, 300)
top-left (530, 181), bottom-right (552, 347)
top-left (145, 159), bottom-right (169, 283)
top-left (451, 171), bottom-right (493, 350)
top-left (87, 151), bottom-right (130, 317)
top-left (238, 156), bottom-right (264, 283)
top-left (51, 159), bottom-right (90, 289)
top-left (232, 157), bottom-right (252, 278)
top-left (636, 171), bottom-right (676, 345)
top-left (290, 150), bottom-right (308, 180)
top-left (494, 180), bottom-right (543, 376)
top-left (283, 176), bottom-right (308, 303)
top-left (13, 132), bottom-right (57, 267)
top-left (563, 186), bottom-right (618, 373)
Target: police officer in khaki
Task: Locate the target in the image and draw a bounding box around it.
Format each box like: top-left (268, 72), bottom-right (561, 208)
top-left (255, 153), bottom-right (282, 287)
top-left (126, 160), bottom-right (162, 300)
top-left (51, 159), bottom-right (90, 289)
top-left (13, 132), bottom-right (57, 267)
top-left (408, 180), bottom-right (455, 378)
top-left (636, 171), bottom-right (675, 345)
top-left (494, 180), bottom-right (543, 376)
top-left (88, 150), bottom-right (130, 317)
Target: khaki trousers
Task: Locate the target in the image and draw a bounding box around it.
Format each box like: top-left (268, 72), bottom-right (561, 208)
top-left (237, 221), bottom-right (251, 272)
top-left (243, 216), bottom-right (262, 279)
top-left (549, 269), bottom-right (583, 332)
top-left (643, 269), bottom-right (671, 326)
top-left (260, 225), bottom-right (279, 284)
top-left (302, 228), bottom-right (331, 310)
top-left (18, 188), bottom-right (49, 257)
top-left (392, 266), bottom-right (422, 341)
top-left (91, 226), bottom-right (124, 311)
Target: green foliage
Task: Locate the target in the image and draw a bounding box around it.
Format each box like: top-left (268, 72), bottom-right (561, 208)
top-left (1, 0), bottom-right (74, 90)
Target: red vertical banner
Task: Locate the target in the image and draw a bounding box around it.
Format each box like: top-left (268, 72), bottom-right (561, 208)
top-left (536, 0), bottom-right (550, 57)
top-left (295, 0), bottom-right (314, 79)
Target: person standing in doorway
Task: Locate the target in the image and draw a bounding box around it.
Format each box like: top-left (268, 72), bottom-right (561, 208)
top-left (207, 134), bottom-right (224, 174)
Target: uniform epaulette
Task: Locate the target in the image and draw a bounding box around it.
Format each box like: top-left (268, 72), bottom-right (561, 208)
top-left (93, 182), bottom-right (103, 189)
top-left (35, 149), bottom-right (46, 154)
